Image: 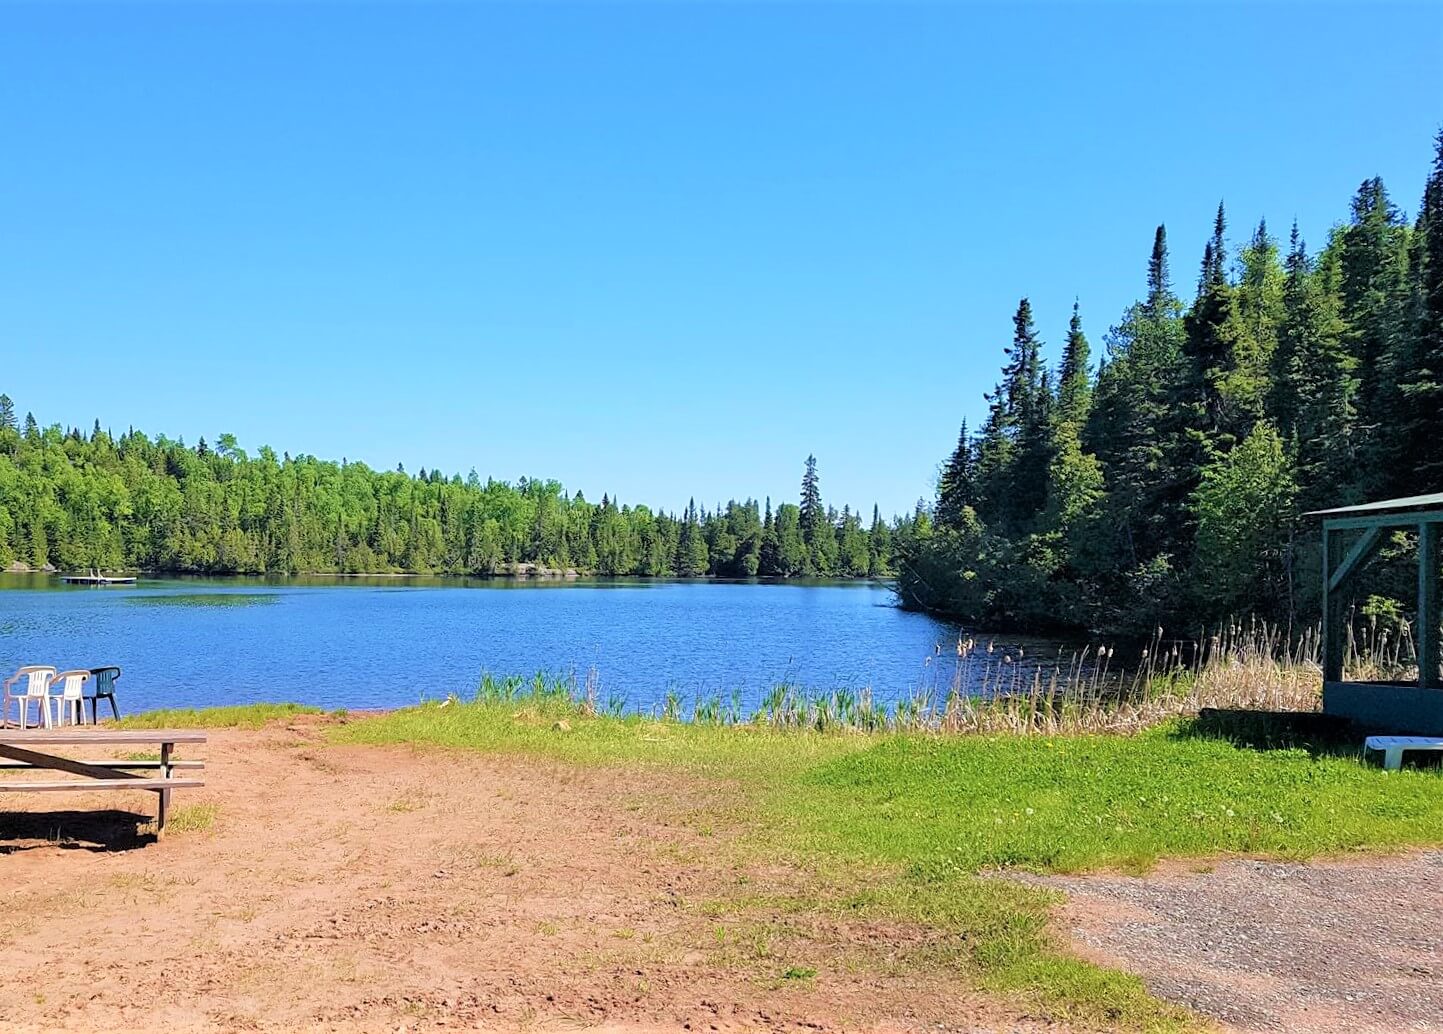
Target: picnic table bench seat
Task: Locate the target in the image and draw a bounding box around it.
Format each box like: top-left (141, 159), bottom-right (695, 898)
top-left (0, 729), bottom-right (206, 831)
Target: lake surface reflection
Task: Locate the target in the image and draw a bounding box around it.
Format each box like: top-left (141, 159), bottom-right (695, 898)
top-left (0, 576), bottom-right (1075, 715)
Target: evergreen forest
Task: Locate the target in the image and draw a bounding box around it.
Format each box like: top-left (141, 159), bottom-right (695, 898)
top-left (897, 131), bottom-right (1443, 634)
top-left (0, 409), bottom-right (901, 581)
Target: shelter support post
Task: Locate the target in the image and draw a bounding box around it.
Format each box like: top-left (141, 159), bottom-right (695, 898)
top-left (1322, 526), bottom-right (1344, 682)
top-left (1421, 522), bottom-right (1440, 690)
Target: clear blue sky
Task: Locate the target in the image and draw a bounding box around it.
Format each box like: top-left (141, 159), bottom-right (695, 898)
top-left (2, 3), bottom-right (1439, 517)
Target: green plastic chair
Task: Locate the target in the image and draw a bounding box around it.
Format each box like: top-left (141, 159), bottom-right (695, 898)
top-left (87, 666), bottom-right (122, 722)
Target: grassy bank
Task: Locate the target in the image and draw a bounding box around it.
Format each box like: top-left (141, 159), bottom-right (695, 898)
top-left (117, 702), bottom-right (327, 729)
top-left (318, 677), bottom-right (1439, 1031)
top-left (332, 686), bottom-right (1443, 871)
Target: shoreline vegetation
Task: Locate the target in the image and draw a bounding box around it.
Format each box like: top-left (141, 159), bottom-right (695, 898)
top-left (119, 624), bottom-right (1443, 1030)
top-left (452, 618), bottom-right (1409, 734)
top-left (899, 130), bottom-right (1443, 639)
top-left (3, 558), bottom-right (895, 583)
top-left (120, 617), bottom-right (1410, 736)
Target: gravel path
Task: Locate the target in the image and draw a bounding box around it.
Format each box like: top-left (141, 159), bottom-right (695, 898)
top-left (1026, 851), bottom-right (1443, 1032)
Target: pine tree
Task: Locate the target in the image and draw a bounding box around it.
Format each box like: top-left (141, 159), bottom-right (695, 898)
top-left (0, 395), bottom-right (15, 432)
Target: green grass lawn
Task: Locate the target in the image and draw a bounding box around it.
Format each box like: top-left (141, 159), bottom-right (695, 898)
top-left (139, 697), bottom-right (1443, 1030)
top-left (334, 698), bottom-right (1443, 872)
top-left (117, 702), bottom-right (326, 729)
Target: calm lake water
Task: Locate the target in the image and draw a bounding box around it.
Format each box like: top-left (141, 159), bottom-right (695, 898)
top-left (0, 576), bottom-right (1072, 716)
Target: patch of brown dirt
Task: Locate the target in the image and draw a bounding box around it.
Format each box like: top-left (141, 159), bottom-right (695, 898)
top-left (0, 724), bottom-right (1059, 1033)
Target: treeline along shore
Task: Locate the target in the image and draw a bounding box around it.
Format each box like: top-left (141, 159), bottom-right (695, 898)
top-left (897, 130), bottom-right (1443, 637)
top-left (0, 406), bottom-right (907, 580)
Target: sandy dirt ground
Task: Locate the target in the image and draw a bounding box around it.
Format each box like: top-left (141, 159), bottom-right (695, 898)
top-left (0, 719), bottom-right (1061, 1034)
top-left (1031, 853), bottom-right (1443, 1033)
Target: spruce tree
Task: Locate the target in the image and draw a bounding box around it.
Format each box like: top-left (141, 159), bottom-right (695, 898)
top-left (677, 498), bottom-right (709, 576)
top-left (799, 455), bottom-right (823, 543)
top-left (1001, 298), bottom-right (1043, 421)
top-left (1269, 223), bottom-right (1308, 439)
top-left (1401, 131), bottom-right (1443, 489)
top-left (1339, 176), bottom-right (1410, 495)
top-left (935, 419), bottom-right (975, 529)
top-left (1180, 201), bottom-right (1254, 452)
top-left (996, 298), bottom-right (1051, 532)
top-left (972, 380), bottom-right (1012, 528)
top-left (0, 395), bottom-right (15, 432)
top-left (1011, 364), bottom-right (1056, 533)
top-left (1057, 301), bottom-right (1092, 427)
top-left (758, 497), bottom-right (781, 576)
top-left (867, 504), bottom-right (891, 576)
top-left (1146, 225), bottom-right (1172, 317)
top-left (1276, 226), bottom-right (1355, 509)
top-left (1085, 227), bottom-right (1186, 570)
top-left (1238, 218), bottom-right (1285, 364)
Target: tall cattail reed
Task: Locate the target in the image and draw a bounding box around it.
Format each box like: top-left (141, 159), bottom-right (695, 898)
top-left (469, 617), bottom-right (1418, 736)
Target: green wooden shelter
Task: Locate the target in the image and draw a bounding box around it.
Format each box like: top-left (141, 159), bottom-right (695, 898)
top-left (1310, 493), bottom-right (1443, 733)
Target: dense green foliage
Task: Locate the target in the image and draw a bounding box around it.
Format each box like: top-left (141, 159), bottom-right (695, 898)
top-left (900, 131), bottom-right (1443, 633)
top-left (0, 411), bottom-right (905, 578)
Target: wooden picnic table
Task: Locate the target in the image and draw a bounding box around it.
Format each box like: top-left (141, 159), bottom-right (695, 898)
top-left (0, 729), bottom-right (206, 832)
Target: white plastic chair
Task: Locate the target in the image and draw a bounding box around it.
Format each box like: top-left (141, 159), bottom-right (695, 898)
top-left (48, 670), bottom-right (94, 727)
top-left (3, 666), bottom-right (58, 729)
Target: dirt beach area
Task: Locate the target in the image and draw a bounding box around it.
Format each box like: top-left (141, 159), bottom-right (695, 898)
top-left (4, 717), bottom-right (1441, 1033)
top-left (0, 718), bottom-right (1061, 1034)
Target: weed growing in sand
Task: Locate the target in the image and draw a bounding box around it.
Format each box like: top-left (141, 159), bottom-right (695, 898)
top-left (164, 804), bottom-right (219, 834)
